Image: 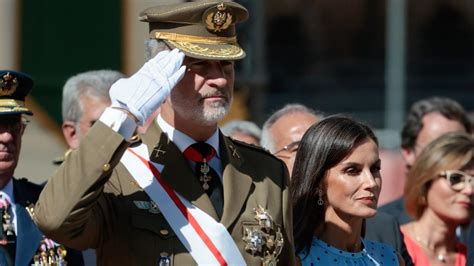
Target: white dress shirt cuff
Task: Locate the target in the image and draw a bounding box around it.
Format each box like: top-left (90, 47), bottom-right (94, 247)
top-left (99, 107), bottom-right (137, 140)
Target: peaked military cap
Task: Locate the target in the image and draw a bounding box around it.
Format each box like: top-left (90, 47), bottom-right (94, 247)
top-left (140, 1), bottom-right (248, 60)
top-left (0, 70), bottom-right (33, 116)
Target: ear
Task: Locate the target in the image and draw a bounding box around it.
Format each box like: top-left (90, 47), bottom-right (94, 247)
top-left (20, 123), bottom-right (26, 136)
top-left (62, 121), bottom-right (79, 150)
top-left (401, 147), bottom-right (416, 168)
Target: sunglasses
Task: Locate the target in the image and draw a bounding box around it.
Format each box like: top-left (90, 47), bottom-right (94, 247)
top-left (438, 170), bottom-right (474, 191)
top-left (0, 116), bottom-right (28, 132)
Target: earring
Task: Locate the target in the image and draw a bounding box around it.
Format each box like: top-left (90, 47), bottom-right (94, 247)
top-left (317, 188), bottom-right (324, 206)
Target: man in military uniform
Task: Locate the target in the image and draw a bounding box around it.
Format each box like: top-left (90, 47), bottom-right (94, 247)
top-left (0, 70), bottom-right (83, 265)
top-left (34, 1), bottom-right (295, 265)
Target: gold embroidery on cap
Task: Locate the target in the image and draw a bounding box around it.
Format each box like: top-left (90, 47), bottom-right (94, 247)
top-left (154, 32), bottom-right (237, 45)
top-left (205, 2), bottom-right (233, 32)
top-left (0, 72), bottom-right (18, 96)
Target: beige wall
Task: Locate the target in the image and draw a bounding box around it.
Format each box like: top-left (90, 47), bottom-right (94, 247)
top-left (123, 0), bottom-right (184, 75)
top-left (16, 100), bottom-right (67, 184)
top-left (0, 0), bottom-right (19, 69)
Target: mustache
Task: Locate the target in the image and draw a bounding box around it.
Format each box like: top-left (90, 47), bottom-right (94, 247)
top-left (200, 89), bottom-right (229, 98)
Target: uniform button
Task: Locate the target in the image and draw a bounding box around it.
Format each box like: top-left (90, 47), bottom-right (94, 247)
top-left (102, 163), bottom-right (111, 172)
top-left (129, 134), bottom-right (140, 143)
top-left (160, 229), bottom-right (169, 236)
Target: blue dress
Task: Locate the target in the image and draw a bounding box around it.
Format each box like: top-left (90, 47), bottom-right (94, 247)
top-left (299, 237), bottom-right (399, 266)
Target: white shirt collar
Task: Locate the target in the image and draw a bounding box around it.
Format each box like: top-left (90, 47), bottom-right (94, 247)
top-left (0, 178), bottom-right (15, 205)
top-left (157, 115), bottom-right (221, 158)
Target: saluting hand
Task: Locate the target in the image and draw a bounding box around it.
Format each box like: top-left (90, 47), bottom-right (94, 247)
top-left (109, 49), bottom-right (186, 125)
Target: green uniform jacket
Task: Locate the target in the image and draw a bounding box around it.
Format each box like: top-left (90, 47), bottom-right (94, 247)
top-left (34, 121), bottom-right (295, 265)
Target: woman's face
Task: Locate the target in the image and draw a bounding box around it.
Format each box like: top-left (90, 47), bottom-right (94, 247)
top-left (425, 166), bottom-right (474, 223)
top-left (324, 139), bottom-right (382, 220)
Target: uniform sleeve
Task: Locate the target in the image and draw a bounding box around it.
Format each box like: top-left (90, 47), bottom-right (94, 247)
top-left (33, 121), bottom-right (129, 250)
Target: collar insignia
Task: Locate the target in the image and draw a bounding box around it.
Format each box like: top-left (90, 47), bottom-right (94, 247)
top-left (229, 144), bottom-right (240, 159)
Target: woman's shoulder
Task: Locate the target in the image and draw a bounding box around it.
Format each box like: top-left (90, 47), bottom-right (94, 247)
top-left (298, 238), bottom-right (399, 265)
top-left (362, 239), bottom-right (400, 264)
top-left (298, 238), bottom-right (359, 265)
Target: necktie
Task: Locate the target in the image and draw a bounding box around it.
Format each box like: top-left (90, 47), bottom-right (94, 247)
top-left (184, 142), bottom-right (224, 218)
top-left (0, 195), bottom-right (15, 263)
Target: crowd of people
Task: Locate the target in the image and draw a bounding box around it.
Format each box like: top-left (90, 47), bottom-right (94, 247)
top-left (0, 1), bottom-right (472, 265)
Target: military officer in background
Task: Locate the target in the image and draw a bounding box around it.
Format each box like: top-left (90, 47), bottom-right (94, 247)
top-left (0, 70), bottom-right (83, 265)
top-left (34, 1), bottom-right (295, 265)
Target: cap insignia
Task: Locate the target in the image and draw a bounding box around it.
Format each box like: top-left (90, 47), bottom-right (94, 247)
top-left (0, 72), bottom-right (18, 96)
top-left (205, 2), bottom-right (233, 32)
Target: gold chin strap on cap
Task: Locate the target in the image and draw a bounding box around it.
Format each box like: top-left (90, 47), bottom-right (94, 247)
top-left (154, 32), bottom-right (237, 45)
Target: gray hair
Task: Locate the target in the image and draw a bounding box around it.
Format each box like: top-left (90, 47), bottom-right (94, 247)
top-left (62, 70), bottom-right (125, 122)
top-left (145, 39), bottom-right (170, 61)
top-left (221, 120), bottom-right (262, 142)
top-left (261, 103), bottom-right (322, 152)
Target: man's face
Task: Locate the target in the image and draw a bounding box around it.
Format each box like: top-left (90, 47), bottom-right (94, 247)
top-left (270, 112), bottom-right (319, 175)
top-left (0, 115), bottom-right (25, 175)
top-left (63, 94), bottom-right (110, 150)
top-left (402, 112), bottom-right (467, 166)
top-left (77, 94), bottom-right (111, 138)
top-left (164, 57), bottom-right (234, 126)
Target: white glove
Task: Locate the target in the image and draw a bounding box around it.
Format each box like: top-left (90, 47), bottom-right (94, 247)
top-left (109, 49), bottom-right (186, 125)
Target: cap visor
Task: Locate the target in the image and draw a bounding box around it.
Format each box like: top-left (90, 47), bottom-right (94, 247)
top-left (164, 40), bottom-right (245, 60)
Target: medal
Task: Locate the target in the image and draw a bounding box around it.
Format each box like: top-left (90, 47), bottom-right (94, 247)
top-left (2, 210), bottom-right (14, 237)
top-left (33, 238), bottom-right (68, 265)
top-left (199, 158), bottom-right (212, 190)
top-left (242, 205), bottom-right (284, 265)
top-left (0, 196), bottom-right (15, 240)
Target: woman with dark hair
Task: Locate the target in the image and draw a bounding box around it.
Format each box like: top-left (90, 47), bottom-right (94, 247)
top-left (401, 132), bottom-right (473, 265)
top-left (292, 115), bottom-right (402, 265)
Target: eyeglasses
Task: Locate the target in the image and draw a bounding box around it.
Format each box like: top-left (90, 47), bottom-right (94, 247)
top-left (0, 116), bottom-right (28, 133)
top-left (273, 141), bottom-right (300, 157)
top-left (438, 170), bottom-right (474, 191)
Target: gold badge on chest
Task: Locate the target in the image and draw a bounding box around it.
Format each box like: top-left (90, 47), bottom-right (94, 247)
top-left (242, 205), bottom-right (284, 266)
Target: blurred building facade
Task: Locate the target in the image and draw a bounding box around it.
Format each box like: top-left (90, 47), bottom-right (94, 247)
top-left (1, 0), bottom-right (473, 182)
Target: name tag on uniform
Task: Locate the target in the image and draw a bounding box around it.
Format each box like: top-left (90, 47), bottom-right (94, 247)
top-left (133, 200), bottom-right (161, 214)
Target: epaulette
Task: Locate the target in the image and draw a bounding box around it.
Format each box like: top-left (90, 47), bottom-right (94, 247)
top-left (226, 137), bottom-right (282, 162)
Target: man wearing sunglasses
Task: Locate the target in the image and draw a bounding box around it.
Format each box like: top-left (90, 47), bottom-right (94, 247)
top-left (0, 70), bottom-right (83, 265)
